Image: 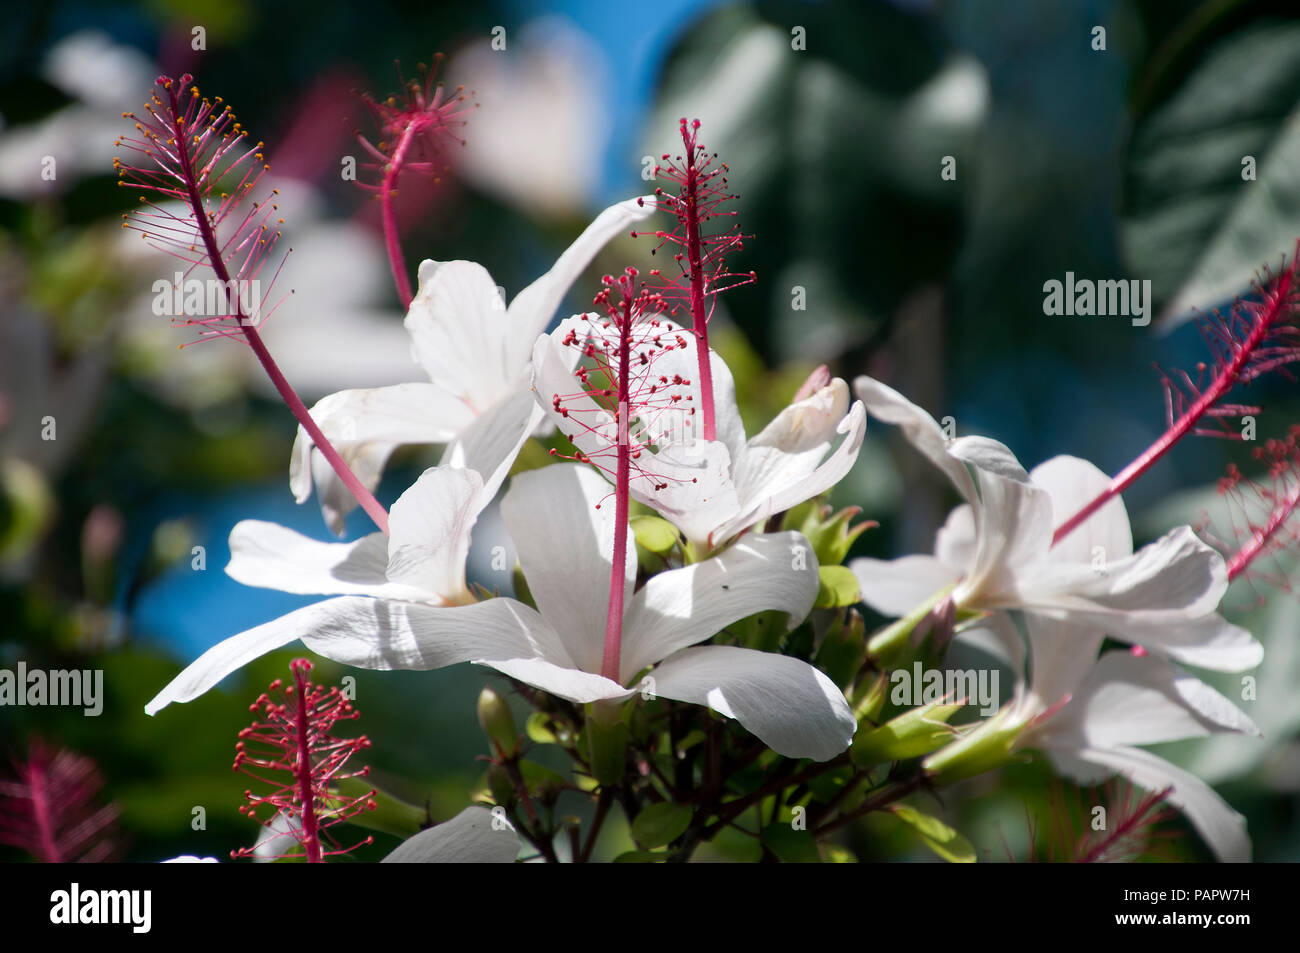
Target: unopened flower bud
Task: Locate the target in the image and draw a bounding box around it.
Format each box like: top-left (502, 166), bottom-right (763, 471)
top-left (477, 686), bottom-right (519, 758)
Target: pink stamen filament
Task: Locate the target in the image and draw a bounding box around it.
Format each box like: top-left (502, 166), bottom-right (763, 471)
top-left (160, 81), bottom-right (391, 535)
top-left (25, 757), bottom-right (61, 864)
top-left (290, 662), bottom-right (324, 864)
top-left (682, 138), bottom-right (717, 442)
top-left (380, 122), bottom-right (417, 308)
top-left (602, 293), bottom-right (633, 683)
top-left (1226, 474), bottom-right (1300, 581)
top-left (1052, 265), bottom-right (1295, 548)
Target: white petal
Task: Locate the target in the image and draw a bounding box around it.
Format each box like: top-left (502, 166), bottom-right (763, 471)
top-left (1045, 649), bottom-right (1259, 748)
top-left (145, 597), bottom-right (384, 714)
top-left (934, 504), bottom-right (977, 568)
top-left (405, 260), bottom-right (513, 407)
top-left (853, 375), bottom-right (977, 504)
top-left (1021, 613), bottom-right (1105, 714)
top-left (504, 196), bottom-right (655, 371)
top-left (1030, 455), bottom-right (1132, 564)
top-left (289, 384), bottom-right (473, 534)
top-left (958, 463), bottom-right (1054, 604)
top-left (226, 521), bottom-right (431, 601)
top-left (1048, 746), bottom-right (1250, 862)
top-left (477, 656), bottom-right (633, 704)
top-left (383, 806), bottom-right (520, 863)
top-left (500, 462), bottom-right (634, 676)
top-left (439, 389), bottom-right (544, 503)
top-left (1017, 527), bottom-right (1260, 670)
top-left (620, 531), bottom-right (820, 680)
top-left (386, 467), bottom-right (487, 602)
top-left (947, 435), bottom-right (1029, 483)
top-left (720, 386), bottom-right (866, 542)
top-left (850, 554), bottom-right (963, 617)
top-left (648, 645), bottom-right (855, 761)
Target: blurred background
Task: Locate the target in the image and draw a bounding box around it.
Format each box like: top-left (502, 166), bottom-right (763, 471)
top-left (1, 0), bottom-right (1298, 862)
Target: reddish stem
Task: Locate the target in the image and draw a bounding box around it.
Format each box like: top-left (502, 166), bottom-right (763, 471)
top-left (1226, 477), bottom-right (1300, 581)
top-left (380, 123), bottom-right (417, 308)
top-left (165, 85), bottom-right (390, 535)
top-left (25, 758), bottom-right (61, 864)
top-left (682, 143), bottom-right (717, 442)
top-left (290, 663), bottom-right (324, 864)
top-left (1052, 268), bottom-right (1294, 548)
top-left (601, 295), bottom-right (633, 683)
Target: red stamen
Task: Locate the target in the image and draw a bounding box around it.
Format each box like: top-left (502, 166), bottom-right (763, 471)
top-left (117, 75), bottom-right (391, 535)
top-left (1053, 243), bottom-right (1300, 548)
top-left (635, 118), bottom-right (755, 442)
top-left (352, 57), bottom-right (471, 307)
top-left (231, 659), bottom-right (376, 862)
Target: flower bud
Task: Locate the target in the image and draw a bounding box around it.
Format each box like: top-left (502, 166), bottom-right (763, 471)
top-left (477, 686), bottom-right (519, 758)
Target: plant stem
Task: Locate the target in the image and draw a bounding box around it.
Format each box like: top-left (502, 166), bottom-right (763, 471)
top-left (682, 144), bottom-right (717, 442)
top-left (1052, 268), bottom-right (1293, 548)
top-left (290, 664), bottom-right (323, 863)
top-left (166, 84), bottom-right (390, 535)
top-left (380, 123), bottom-right (417, 308)
top-left (601, 294), bottom-right (633, 683)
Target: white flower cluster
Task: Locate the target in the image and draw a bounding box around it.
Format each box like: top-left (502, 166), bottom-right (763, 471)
top-left (146, 198), bottom-right (1260, 862)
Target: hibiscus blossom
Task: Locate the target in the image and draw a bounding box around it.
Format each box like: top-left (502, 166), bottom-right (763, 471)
top-left (292, 197), bottom-right (653, 533)
top-left (531, 314), bottom-right (865, 552)
top-left (849, 376), bottom-right (1262, 672)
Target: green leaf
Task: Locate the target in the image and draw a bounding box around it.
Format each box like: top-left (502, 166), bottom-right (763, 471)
top-left (613, 850), bottom-right (666, 863)
top-left (1124, 18), bottom-right (1300, 327)
top-left (891, 804), bottom-right (976, 863)
top-left (631, 802), bottom-right (692, 848)
top-left (814, 565), bottom-right (860, 609)
top-left (760, 822), bottom-right (822, 863)
top-left (630, 515), bottom-right (681, 554)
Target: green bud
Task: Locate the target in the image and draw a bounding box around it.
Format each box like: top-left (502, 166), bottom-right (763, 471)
top-left (922, 708), bottom-right (1022, 784)
top-left (477, 686), bottom-right (519, 757)
top-left (866, 584), bottom-right (956, 667)
top-left (486, 763), bottom-right (515, 806)
top-left (850, 700), bottom-right (962, 768)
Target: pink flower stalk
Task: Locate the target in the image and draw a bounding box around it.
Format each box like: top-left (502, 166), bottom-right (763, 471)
top-left (1205, 427), bottom-right (1300, 586)
top-left (1072, 782), bottom-right (1177, 864)
top-left (548, 269), bottom-right (698, 681)
top-left (635, 118), bottom-right (755, 442)
top-left (0, 739), bottom-right (120, 863)
top-left (116, 74), bottom-right (391, 535)
top-left (352, 57), bottom-right (471, 307)
top-left (232, 659), bottom-right (376, 863)
top-left (1053, 243), bottom-right (1300, 548)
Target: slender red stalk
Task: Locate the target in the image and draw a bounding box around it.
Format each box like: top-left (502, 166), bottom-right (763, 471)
top-left (380, 123), bottom-right (418, 307)
top-left (233, 659), bottom-right (376, 862)
top-left (638, 118), bottom-right (754, 443)
top-left (1209, 428), bottom-right (1300, 584)
top-left (1227, 478), bottom-right (1300, 581)
top-left (602, 291), bottom-right (634, 682)
top-left (1053, 250), bottom-right (1299, 547)
top-left (0, 740), bottom-right (120, 863)
top-left (352, 58), bottom-right (470, 308)
top-left (117, 75), bottom-right (390, 534)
